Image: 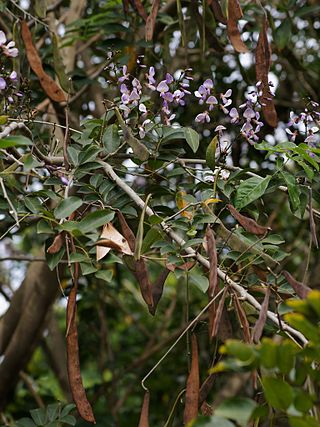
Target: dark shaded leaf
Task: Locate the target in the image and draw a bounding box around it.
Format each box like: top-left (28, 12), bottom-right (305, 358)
top-left (183, 334), bottom-right (199, 425)
top-left (227, 0), bottom-right (249, 53)
top-left (255, 17), bottom-right (278, 127)
top-left (21, 21), bottom-right (66, 103)
top-left (211, 287), bottom-right (228, 338)
top-left (233, 294), bottom-right (250, 342)
top-left (138, 391), bottom-right (150, 427)
top-left (252, 287), bottom-right (270, 343)
top-left (47, 233), bottom-right (64, 254)
top-left (227, 204), bottom-right (270, 236)
top-left (282, 271), bottom-right (311, 299)
top-left (145, 0), bottom-right (160, 41)
top-left (66, 249), bottom-right (96, 423)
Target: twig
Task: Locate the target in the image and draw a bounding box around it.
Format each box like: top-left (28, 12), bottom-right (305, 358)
top-left (0, 177), bottom-right (19, 227)
top-left (100, 161), bottom-right (308, 346)
top-left (141, 288), bottom-right (225, 390)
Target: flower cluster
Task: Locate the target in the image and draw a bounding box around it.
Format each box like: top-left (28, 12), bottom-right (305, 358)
top-left (194, 80), bottom-right (233, 123)
top-left (113, 62), bottom-right (193, 129)
top-left (0, 31), bottom-right (18, 58)
top-left (106, 58), bottom-right (272, 145)
top-left (0, 31), bottom-right (22, 110)
top-left (286, 101), bottom-right (320, 148)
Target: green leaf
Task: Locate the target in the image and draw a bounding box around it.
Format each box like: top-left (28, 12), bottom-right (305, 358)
top-left (206, 135), bottom-right (218, 171)
top-left (78, 145), bottom-right (101, 165)
top-left (16, 419), bottom-right (36, 427)
top-left (274, 19), bottom-right (292, 50)
top-left (80, 262), bottom-right (97, 275)
top-left (24, 197), bottom-right (43, 214)
top-left (67, 146), bottom-right (79, 166)
top-left (46, 247), bottom-right (65, 271)
top-left (59, 415), bottom-right (76, 426)
top-left (141, 227), bottom-right (162, 254)
top-left (184, 127), bottom-right (199, 153)
top-left (215, 397), bottom-right (257, 426)
top-left (193, 415), bottom-right (235, 426)
top-left (60, 404), bottom-right (76, 418)
top-left (289, 416), bottom-right (320, 427)
top-left (30, 408), bottom-right (47, 426)
top-left (262, 377), bottom-right (294, 410)
top-left (190, 273), bottom-right (209, 293)
top-left (79, 210), bottom-right (114, 233)
top-left (103, 124), bottom-right (121, 153)
top-left (47, 403), bottom-right (60, 422)
top-left (54, 197), bottom-right (83, 219)
top-left (37, 219), bottom-right (54, 234)
top-left (221, 340), bottom-right (255, 362)
top-left (234, 176), bottom-right (271, 210)
top-left (95, 269), bottom-right (113, 282)
top-left (281, 171), bottom-right (300, 212)
top-left (0, 135), bottom-right (33, 148)
top-left (34, 0), bottom-right (47, 18)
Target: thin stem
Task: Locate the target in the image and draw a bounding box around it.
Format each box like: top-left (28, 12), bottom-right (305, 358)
top-left (141, 288), bottom-right (225, 391)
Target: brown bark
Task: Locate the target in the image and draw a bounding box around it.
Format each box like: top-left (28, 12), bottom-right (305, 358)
top-left (0, 261), bottom-right (59, 409)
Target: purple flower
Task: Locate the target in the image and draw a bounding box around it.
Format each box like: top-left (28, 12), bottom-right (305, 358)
top-left (195, 111), bottom-right (210, 123)
top-left (129, 88), bottom-right (140, 102)
top-left (0, 77), bottom-right (6, 90)
top-left (9, 71), bottom-right (17, 80)
top-left (194, 85), bottom-right (208, 104)
top-left (161, 92), bottom-right (174, 102)
top-left (60, 176), bottom-right (69, 186)
top-left (215, 125), bottom-right (226, 132)
top-left (0, 31), bottom-right (19, 57)
top-left (173, 89), bottom-right (185, 106)
top-left (229, 107), bottom-right (239, 123)
top-left (146, 66), bottom-right (156, 90)
top-left (220, 89), bottom-right (232, 104)
top-left (221, 99), bottom-right (232, 114)
top-left (165, 73), bottom-right (173, 84)
top-left (157, 80), bottom-right (169, 93)
top-left (243, 107), bottom-right (256, 119)
top-left (286, 128), bottom-right (298, 142)
top-left (203, 79), bottom-right (214, 89)
top-left (118, 65), bottom-right (129, 83)
top-left (139, 103), bottom-right (147, 113)
top-left (206, 95), bottom-right (218, 111)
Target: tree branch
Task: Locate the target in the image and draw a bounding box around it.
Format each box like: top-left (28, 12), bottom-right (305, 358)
top-left (99, 160), bottom-right (308, 346)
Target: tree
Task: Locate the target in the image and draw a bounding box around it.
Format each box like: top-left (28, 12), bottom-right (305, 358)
top-left (0, 0), bottom-right (319, 426)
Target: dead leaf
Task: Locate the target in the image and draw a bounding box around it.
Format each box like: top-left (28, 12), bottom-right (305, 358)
top-left (96, 223), bottom-right (133, 261)
top-left (132, 0), bottom-right (148, 21)
top-left (135, 259), bottom-right (154, 312)
top-left (21, 21), bottom-right (66, 103)
top-left (145, 0), bottom-right (161, 41)
top-left (176, 190), bottom-right (194, 220)
top-left (66, 244), bottom-right (95, 424)
top-left (47, 233), bottom-right (64, 254)
top-left (210, 0), bottom-right (227, 25)
top-left (255, 17), bottom-right (278, 127)
top-left (201, 401), bottom-right (213, 416)
top-left (252, 287), bottom-right (270, 343)
top-left (183, 334), bottom-right (199, 425)
top-left (138, 391), bottom-right (150, 427)
top-left (149, 268), bottom-right (170, 315)
top-left (233, 294), bottom-right (251, 342)
top-left (199, 375), bottom-right (215, 407)
top-left (211, 287), bottom-right (228, 338)
top-left (227, 0), bottom-right (249, 53)
top-left (282, 271), bottom-right (311, 299)
top-left (227, 204), bottom-right (270, 236)
top-left (117, 210), bottom-right (136, 251)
